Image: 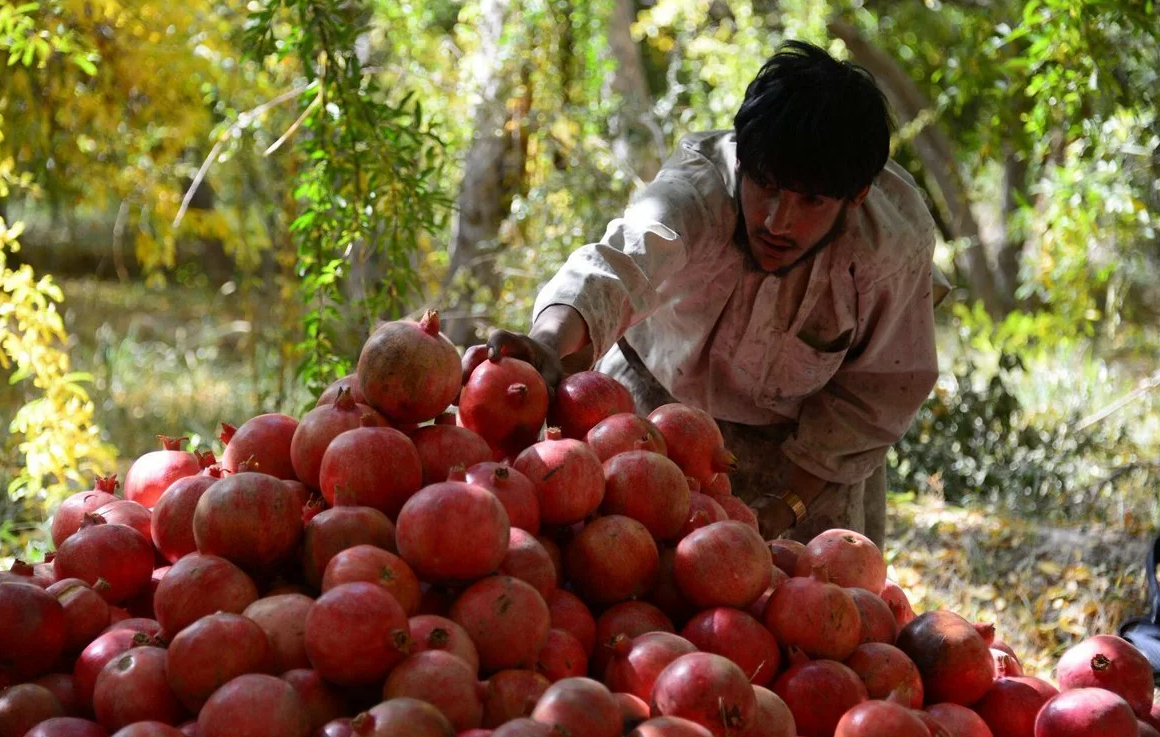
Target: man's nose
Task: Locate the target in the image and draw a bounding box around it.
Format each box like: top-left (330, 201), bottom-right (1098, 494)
top-left (765, 195), bottom-right (798, 235)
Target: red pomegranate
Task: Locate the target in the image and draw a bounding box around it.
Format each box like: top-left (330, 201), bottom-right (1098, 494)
top-left (843, 643), bottom-right (923, 707)
top-left (548, 589), bottom-right (596, 656)
top-left (281, 669), bottom-right (346, 732)
top-left (704, 492), bottom-right (758, 530)
top-left (91, 499), bottom-right (151, 546)
top-left (679, 608), bottom-right (780, 686)
top-left (924, 702), bottom-right (995, 737)
top-left (847, 588), bottom-right (898, 645)
top-left (0, 684), bottom-right (65, 737)
top-left (46, 578), bottom-right (111, 653)
top-left (304, 581), bottom-right (411, 685)
top-left (124, 437), bottom-right (201, 508)
top-left (166, 612), bottom-right (273, 710)
top-left (565, 515), bottom-right (659, 604)
top-left (648, 548), bottom-right (696, 628)
top-left (152, 554), bottom-right (258, 639)
top-left (322, 545), bottom-right (420, 615)
top-left (23, 717), bottom-right (109, 737)
top-left (1033, 687), bottom-right (1138, 737)
top-left (384, 650), bottom-right (485, 731)
top-left (499, 528), bottom-right (558, 602)
top-left (291, 389), bottom-right (387, 489)
top-left (110, 723), bottom-right (186, 737)
top-left (196, 673), bottom-right (311, 737)
top-left (243, 594), bottom-right (314, 673)
top-left (54, 516), bottom-right (154, 604)
top-left (30, 673), bottom-right (81, 717)
top-left (73, 630), bottom-right (158, 706)
top-left (796, 529), bottom-right (886, 594)
top-left (102, 617), bottom-right (164, 638)
top-left (482, 669), bottom-right (551, 727)
top-left (466, 462), bottom-right (541, 534)
top-left (192, 471), bottom-right (304, 574)
top-left (629, 718), bottom-right (713, 737)
top-left (604, 632), bottom-right (698, 700)
top-left (301, 493), bottom-right (396, 588)
top-left (450, 576), bottom-right (551, 673)
top-left (601, 450), bottom-right (691, 540)
top-left (646, 405), bottom-right (735, 485)
top-left (895, 610), bottom-right (996, 707)
top-left (151, 475), bottom-right (217, 563)
top-left (616, 692), bottom-right (651, 730)
top-left (530, 677), bottom-right (623, 737)
top-left (538, 534), bottom-right (564, 586)
top-left (834, 691), bottom-right (930, 737)
top-left (677, 492), bottom-right (729, 539)
top-left (592, 601), bottom-right (676, 677)
top-left (396, 477), bottom-right (510, 582)
top-left (586, 413), bottom-right (668, 461)
top-left (348, 698), bottom-right (454, 737)
top-left (51, 476), bottom-right (120, 549)
top-left (513, 429), bottom-right (606, 525)
top-left (358, 310), bottom-right (462, 424)
top-left (767, 539), bottom-right (806, 576)
top-left (746, 686), bottom-right (797, 737)
top-left (317, 426), bottom-right (422, 515)
top-left (491, 718), bottom-right (553, 737)
top-left (316, 373), bottom-right (367, 407)
top-left (1054, 634), bottom-right (1152, 718)
top-left (772, 650), bottom-right (868, 737)
top-left (536, 628), bottom-right (588, 682)
top-left (674, 521), bottom-right (770, 610)
top-left (221, 413), bottom-right (299, 479)
top-left (92, 646), bottom-right (185, 730)
top-left (459, 356), bottom-right (549, 456)
top-left (409, 614), bottom-right (481, 674)
top-left (548, 372), bottom-right (636, 440)
top-left (973, 675), bottom-right (1059, 737)
top-left (410, 424), bottom-right (495, 486)
top-left (650, 652), bottom-right (756, 736)
top-left (880, 579), bottom-right (917, 628)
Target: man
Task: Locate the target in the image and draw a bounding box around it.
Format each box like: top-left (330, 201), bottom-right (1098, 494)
top-left (477, 40), bottom-right (943, 547)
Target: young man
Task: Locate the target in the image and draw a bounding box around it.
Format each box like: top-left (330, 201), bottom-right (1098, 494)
top-left (479, 40), bottom-right (943, 546)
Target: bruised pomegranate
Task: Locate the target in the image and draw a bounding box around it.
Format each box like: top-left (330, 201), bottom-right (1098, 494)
top-left (409, 614), bottom-right (481, 674)
top-left (603, 632), bottom-right (698, 700)
top-left (466, 462), bottom-right (541, 534)
top-left (1054, 634), bottom-right (1152, 718)
top-left (348, 698), bottom-right (454, 737)
top-left (535, 628), bottom-right (588, 682)
top-left (679, 608), bottom-right (780, 686)
top-left (358, 310), bottom-right (462, 424)
top-left (565, 515), bottom-right (659, 604)
top-left (650, 652), bottom-right (756, 736)
top-left (548, 372), bottom-right (635, 440)
top-left (301, 492), bottom-right (396, 588)
top-left (153, 554), bottom-right (257, 637)
top-left (46, 578), bottom-right (111, 653)
top-left (317, 426), bottom-right (422, 515)
top-left (222, 413), bottom-right (299, 479)
top-left (499, 528), bottom-right (558, 602)
top-left (796, 529), bottom-right (886, 595)
top-left (895, 611), bottom-right (995, 707)
top-left (531, 677), bottom-right (622, 737)
top-left (482, 669), bottom-right (551, 727)
top-left (848, 588), bottom-right (898, 646)
top-left (587, 413), bottom-right (668, 461)
top-left (151, 475), bottom-right (218, 563)
top-left (601, 450), bottom-right (691, 540)
top-left (772, 650), bottom-right (868, 737)
top-left (243, 594), bottom-right (314, 672)
top-left (51, 476), bottom-right (120, 549)
top-left (646, 405), bottom-right (735, 485)
top-left (54, 516), bottom-right (154, 604)
top-left (460, 356), bottom-right (549, 456)
top-left (192, 471), bottom-right (304, 574)
top-left (973, 676), bottom-right (1059, 737)
top-left (124, 437), bottom-right (201, 508)
top-left (384, 650), bottom-right (485, 731)
top-left (196, 673), bottom-right (311, 737)
top-left (304, 582), bottom-right (410, 685)
top-left (450, 576), bottom-right (550, 673)
top-left (1033, 687), bottom-right (1138, 737)
top-left (291, 389), bottom-right (387, 489)
top-left (166, 612), bottom-right (274, 710)
top-left (843, 643), bottom-right (923, 707)
top-left (548, 589), bottom-right (596, 656)
top-left (513, 429), bottom-right (606, 525)
top-left (93, 646), bottom-right (185, 730)
top-left (396, 477), bottom-right (510, 582)
top-left (674, 521), bottom-right (770, 609)
top-left (410, 424), bottom-right (494, 486)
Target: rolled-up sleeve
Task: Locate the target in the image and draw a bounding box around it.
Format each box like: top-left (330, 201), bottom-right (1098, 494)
top-left (532, 173), bottom-right (720, 361)
top-left (781, 248), bottom-right (940, 485)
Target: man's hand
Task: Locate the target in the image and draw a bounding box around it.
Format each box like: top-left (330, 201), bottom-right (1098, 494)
top-left (460, 306), bottom-right (591, 400)
top-left (486, 330), bottom-right (565, 395)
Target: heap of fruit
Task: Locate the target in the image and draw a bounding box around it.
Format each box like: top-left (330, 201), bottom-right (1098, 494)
top-left (1, 310), bottom-right (1156, 737)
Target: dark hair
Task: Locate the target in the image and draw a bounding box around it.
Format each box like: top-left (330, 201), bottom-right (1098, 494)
top-left (733, 40), bottom-right (893, 200)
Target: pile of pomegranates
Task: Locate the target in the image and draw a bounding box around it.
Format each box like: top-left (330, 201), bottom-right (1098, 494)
top-left (1, 310), bottom-right (1155, 737)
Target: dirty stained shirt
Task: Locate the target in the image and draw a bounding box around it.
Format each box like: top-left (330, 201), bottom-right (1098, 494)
top-left (532, 131), bottom-right (941, 486)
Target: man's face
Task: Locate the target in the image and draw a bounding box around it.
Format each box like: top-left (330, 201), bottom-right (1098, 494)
top-left (737, 174), bottom-right (864, 274)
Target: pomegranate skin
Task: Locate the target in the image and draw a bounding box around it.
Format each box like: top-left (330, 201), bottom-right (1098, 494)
top-left (153, 554), bottom-right (258, 638)
top-left (243, 594), bottom-right (314, 673)
top-left (349, 697), bottom-right (455, 737)
top-left (973, 676), bottom-right (1059, 737)
top-left (1054, 634), bottom-right (1153, 718)
top-left (842, 643), bottom-right (924, 708)
top-left (795, 529), bottom-right (887, 594)
top-left (587, 413), bottom-right (668, 461)
top-left (317, 426), bottom-right (423, 516)
top-left (196, 673), bottom-right (312, 737)
top-left (466, 462), bottom-right (541, 535)
top-left (221, 413), bottom-right (299, 479)
top-left (772, 655), bottom-right (868, 737)
top-left (192, 471), bottom-right (304, 575)
top-left (152, 476), bottom-right (218, 563)
top-left (24, 717), bottom-right (110, 737)
top-left (395, 479), bottom-right (511, 583)
top-left (54, 520), bottom-right (154, 605)
top-left (600, 450), bottom-right (691, 541)
top-left (649, 652), bottom-right (757, 737)
top-left (304, 581), bottom-right (411, 686)
top-left (0, 683), bottom-right (66, 737)
top-left (673, 521), bottom-right (770, 610)
top-left (513, 433), bottom-right (606, 525)
top-left (564, 515), bottom-right (659, 605)
top-left (481, 669), bottom-right (551, 728)
top-left (530, 677), bottom-right (623, 737)
top-left (924, 703), bottom-right (994, 737)
top-left (0, 581), bottom-right (68, 679)
top-left (834, 698), bottom-right (930, 737)
top-left (92, 646), bottom-right (186, 731)
top-left (895, 610), bottom-right (996, 706)
top-left (124, 438), bottom-right (201, 509)
top-left (679, 608), bottom-right (781, 687)
top-left (628, 718), bottom-right (713, 737)
top-left (450, 576), bottom-right (551, 674)
top-left (358, 310), bottom-right (462, 424)
top-left (165, 612), bottom-right (275, 711)
top-left (383, 650), bottom-right (486, 731)
top-left (51, 483), bottom-right (120, 549)
top-left (1033, 687), bottom-right (1139, 737)
top-left (603, 632), bottom-right (698, 702)
top-left (459, 356), bottom-right (549, 456)
top-left (547, 371), bottom-right (636, 440)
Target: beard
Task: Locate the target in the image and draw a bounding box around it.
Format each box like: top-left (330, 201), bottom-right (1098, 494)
top-left (732, 194), bottom-right (850, 277)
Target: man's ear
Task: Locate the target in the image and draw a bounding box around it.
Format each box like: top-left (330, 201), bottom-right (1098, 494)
top-left (848, 185), bottom-right (871, 208)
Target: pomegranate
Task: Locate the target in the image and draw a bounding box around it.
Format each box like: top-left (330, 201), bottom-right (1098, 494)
top-left (538, 535), bottom-right (564, 586)
top-left (317, 719), bottom-right (354, 737)
top-left (51, 476), bottom-right (120, 549)
top-left (1033, 687), bottom-right (1138, 737)
top-left (409, 614), bottom-right (481, 674)
top-left (384, 650), bottom-right (485, 731)
top-left (587, 413), bottom-right (668, 461)
top-left (704, 492), bottom-right (758, 530)
top-left (166, 612), bottom-right (274, 710)
top-left (535, 628), bottom-right (589, 682)
top-left (548, 371), bottom-right (636, 439)
top-left (794, 531), bottom-right (886, 595)
top-left (54, 516), bottom-right (154, 604)
top-left (565, 515), bottom-right (659, 604)
top-left (604, 632), bottom-right (698, 700)
top-left (616, 692), bottom-right (651, 730)
top-left (301, 492), bottom-right (396, 587)
top-left (316, 373), bottom-right (367, 407)
top-left (746, 686), bottom-right (797, 737)
top-left (466, 462), bottom-right (541, 534)
top-left (531, 677), bottom-right (623, 737)
top-left (993, 649), bottom-right (1025, 677)
top-left (358, 310), bottom-right (462, 423)
top-left (548, 589), bottom-right (596, 656)
top-left (450, 576), bottom-right (551, 673)
top-left (1054, 634), bottom-right (1152, 718)
top-left (102, 617), bottom-right (164, 638)
top-left (650, 652), bottom-right (756, 736)
top-left (601, 450), bottom-right (691, 540)
top-left (304, 582), bottom-right (411, 685)
top-left (973, 676), bottom-right (1059, 737)
top-left (629, 718), bottom-right (713, 737)
top-left (492, 719), bottom-right (552, 737)
top-left (192, 471), bottom-right (304, 574)
top-left (482, 669), bottom-right (551, 727)
top-left (648, 548), bottom-right (696, 628)
top-left (846, 588), bottom-right (898, 645)
top-left (74, 630), bottom-right (158, 706)
top-left (151, 476), bottom-right (217, 563)
top-left (834, 691), bottom-right (930, 737)
top-left (674, 521), bottom-right (770, 609)
top-left (880, 579), bottom-right (917, 628)
top-left (1142, 722), bottom-right (1160, 737)
top-left (646, 405), bottom-right (736, 484)
top-left (322, 545), bottom-right (421, 615)
top-left (291, 388), bottom-right (387, 489)
top-left (124, 437), bottom-right (201, 508)
top-left (460, 356), bottom-right (550, 456)
top-left (108, 723), bottom-right (185, 737)
top-left (0, 683), bottom-right (65, 737)
top-left (680, 608), bottom-right (780, 686)
top-left (350, 698), bottom-right (456, 736)
top-left (677, 492), bottom-right (729, 539)
top-left (196, 673), bottom-right (311, 737)
top-left (924, 703), bottom-right (995, 737)
top-left (772, 650), bottom-right (868, 737)
top-left (513, 429), bottom-right (606, 525)
top-left (843, 643), bottom-right (923, 707)
top-left (279, 669), bottom-right (345, 731)
top-left (31, 673), bottom-right (82, 717)
top-left (24, 717), bottom-right (109, 737)
top-left (592, 601), bottom-right (676, 676)
top-left (93, 646), bottom-right (185, 730)
top-left (895, 610), bottom-right (996, 706)
top-left (92, 499), bottom-right (151, 546)
top-left (46, 578), bottom-right (111, 653)
top-left (409, 424), bottom-right (495, 486)
top-left (153, 554), bottom-right (258, 636)
top-left (318, 426), bottom-right (423, 515)
top-left (396, 476), bottom-right (510, 582)
top-left (239, 594), bottom-right (313, 672)
top-left (767, 539), bottom-right (805, 577)
top-left (499, 528), bottom-right (558, 602)
top-left (221, 414), bottom-right (299, 479)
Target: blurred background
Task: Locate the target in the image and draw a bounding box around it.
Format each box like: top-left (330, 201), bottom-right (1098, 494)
top-left (2, 0), bottom-right (1159, 674)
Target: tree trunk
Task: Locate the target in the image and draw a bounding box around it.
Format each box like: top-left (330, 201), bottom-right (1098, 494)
top-left (995, 149), bottom-right (1029, 308)
top-left (828, 19), bottom-right (1010, 317)
top-left (607, 0), bottom-right (663, 186)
